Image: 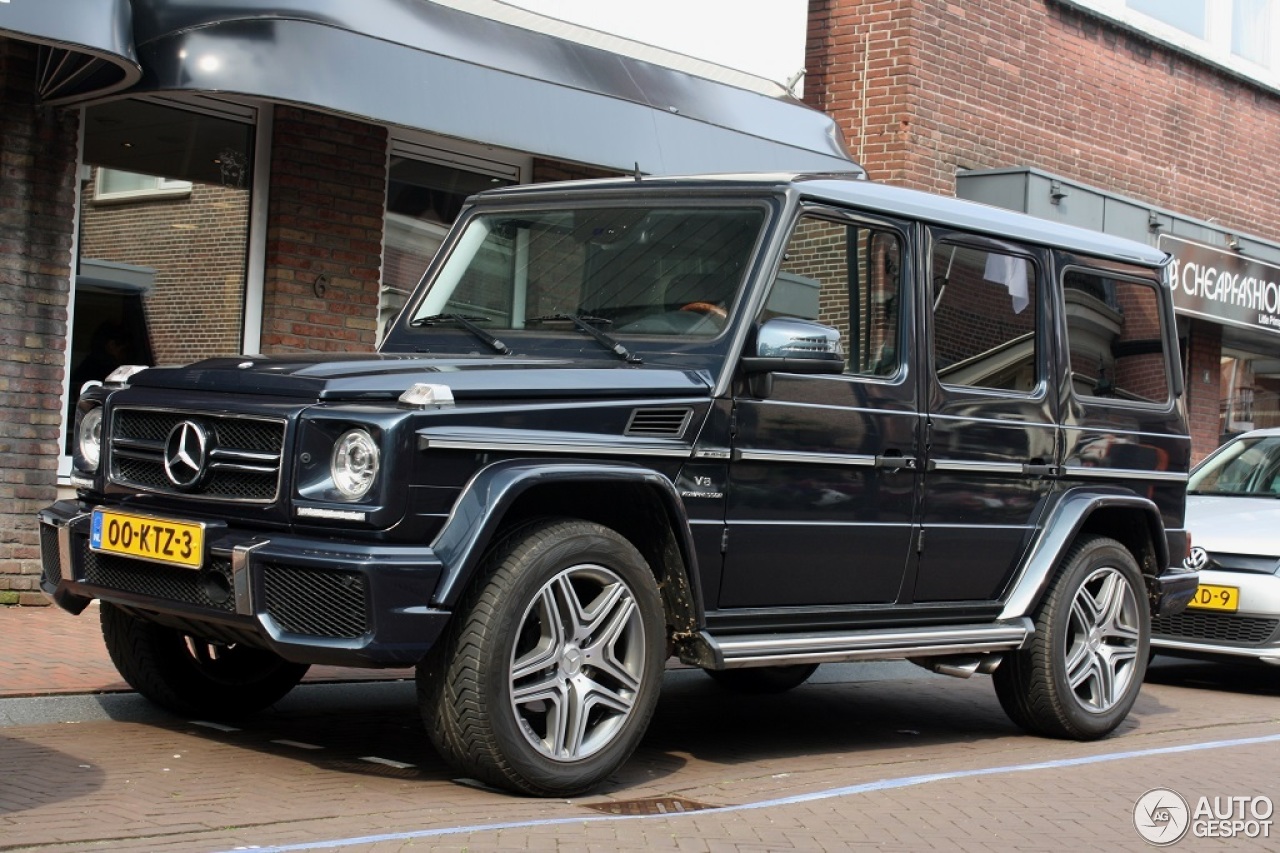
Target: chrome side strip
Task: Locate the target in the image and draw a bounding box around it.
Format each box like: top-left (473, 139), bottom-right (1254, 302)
top-left (930, 459), bottom-right (1025, 475)
top-left (735, 449), bottom-right (876, 467)
top-left (690, 620), bottom-right (1032, 669)
top-left (1062, 465), bottom-right (1189, 483)
top-left (420, 434), bottom-right (691, 458)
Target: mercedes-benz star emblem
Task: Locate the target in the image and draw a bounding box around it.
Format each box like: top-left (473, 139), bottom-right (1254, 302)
top-left (1184, 546), bottom-right (1211, 571)
top-left (164, 420), bottom-right (210, 489)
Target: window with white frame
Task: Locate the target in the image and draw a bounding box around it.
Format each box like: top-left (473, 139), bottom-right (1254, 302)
top-left (1065, 0), bottom-right (1279, 82)
top-left (93, 168), bottom-right (193, 201)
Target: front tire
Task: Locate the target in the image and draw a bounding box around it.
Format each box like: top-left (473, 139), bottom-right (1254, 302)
top-left (100, 602), bottom-right (310, 718)
top-left (419, 519), bottom-right (665, 796)
top-left (994, 535), bottom-right (1149, 739)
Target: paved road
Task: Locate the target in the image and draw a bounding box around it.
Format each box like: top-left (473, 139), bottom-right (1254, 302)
top-left (1, 658), bottom-right (1278, 852)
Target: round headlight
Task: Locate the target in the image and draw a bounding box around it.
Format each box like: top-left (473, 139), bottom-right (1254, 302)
top-left (331, 429), bottom-right (379, 500)
top-left (78, 406), bottom-right (104, 471)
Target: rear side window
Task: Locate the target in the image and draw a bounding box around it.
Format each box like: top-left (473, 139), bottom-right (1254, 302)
top-left (1063, 270), bottom-right (1171, 406)
top-left (931, 242), bottom-right (1039, 393)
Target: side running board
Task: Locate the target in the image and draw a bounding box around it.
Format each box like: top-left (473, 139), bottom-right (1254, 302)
top-left (683, 619), bottom-right (1033, 670)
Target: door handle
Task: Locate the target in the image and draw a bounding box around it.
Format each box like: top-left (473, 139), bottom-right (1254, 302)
top-left (1022, 461), bottom-right (1059, 477)
top-left (875, 453), bottom-right (918, 471)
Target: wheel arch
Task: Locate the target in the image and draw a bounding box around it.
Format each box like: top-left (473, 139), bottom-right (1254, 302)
top-left (999, 487), bottom-right (1169, 621)
top-left (429, 459), bottom-right (703, 635)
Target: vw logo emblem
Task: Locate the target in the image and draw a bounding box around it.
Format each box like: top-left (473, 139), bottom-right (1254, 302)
top-left (164, 420), bottom-right (210, 489)
top-left (1184, 546), bottom-right (1211, 571)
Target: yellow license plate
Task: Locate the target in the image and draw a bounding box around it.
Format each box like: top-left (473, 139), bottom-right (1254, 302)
top-left (1186, 583), bottom-right (1240, 612)
top-left (90, 509), bottom-right (205, 569)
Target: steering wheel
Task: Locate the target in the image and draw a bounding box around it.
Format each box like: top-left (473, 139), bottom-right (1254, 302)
top-left (679, 301), bottom-right (727, 319)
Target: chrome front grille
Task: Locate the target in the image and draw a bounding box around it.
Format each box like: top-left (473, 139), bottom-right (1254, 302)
top-left (109, 408), bottom-right (285, 503)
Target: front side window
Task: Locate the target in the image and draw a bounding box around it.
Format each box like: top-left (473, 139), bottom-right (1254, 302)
top-left (931, 242), bottom-right (1039, 393)
top-left (1063, 270), bottom-right (1171, 405)
top-left (767, 215), bottom-right (902, 377)
top-left (407, 206), bottom-right (765, 339)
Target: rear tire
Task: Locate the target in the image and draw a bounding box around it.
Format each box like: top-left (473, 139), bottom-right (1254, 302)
top-left (704, 664), bottom-right (819, 694)
top-left (419, 519), bottom-right (665, 796)
top-left (994, 535), bottom-right (1149, 739)
top-left (100, 602), bottom-right (309, 718)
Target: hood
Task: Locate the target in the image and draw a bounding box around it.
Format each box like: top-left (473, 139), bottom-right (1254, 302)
top-left (122, 353), bottom-right (713, 400)
top-left (1185, 493), bottom-right (1280, 558)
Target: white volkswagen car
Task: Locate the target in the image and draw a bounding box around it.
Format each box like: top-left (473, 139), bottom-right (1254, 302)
top-left (1152, 428), bottom-right (1280, 665)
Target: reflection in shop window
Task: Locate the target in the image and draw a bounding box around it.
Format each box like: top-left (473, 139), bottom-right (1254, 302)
top-left (68, 99), bottom-right (255, 456)
top-left (93, 169), bottom-right (192, 201)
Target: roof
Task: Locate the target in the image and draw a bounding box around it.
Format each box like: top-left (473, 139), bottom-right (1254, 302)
top-left (479, 172), bottom-right (1170, 268)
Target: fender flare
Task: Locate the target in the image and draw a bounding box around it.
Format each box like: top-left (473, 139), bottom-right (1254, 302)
top-left (428, 458), bottom-right (702, 612)
top-left (998, 486), bottom-right (1170, 620)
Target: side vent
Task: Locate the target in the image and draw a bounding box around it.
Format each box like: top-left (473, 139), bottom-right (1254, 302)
top-left (625, 407), bottom-right (694, 438)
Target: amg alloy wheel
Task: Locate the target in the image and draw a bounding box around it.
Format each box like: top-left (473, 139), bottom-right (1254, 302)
top-left (419, 519), bottom-right (665, 796)
top-left (994, 535), bottom-right (1149, 739)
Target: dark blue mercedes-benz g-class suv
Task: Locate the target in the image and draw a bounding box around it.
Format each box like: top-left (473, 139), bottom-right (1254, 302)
top-left (40, 173), bottom-right (1198, 795)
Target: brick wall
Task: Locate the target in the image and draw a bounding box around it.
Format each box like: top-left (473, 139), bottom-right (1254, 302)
top-left (1186, 319), bottom-right (1223, 463)
top-left (0, 39), bottom-right (80, 602)
top-left (260, 107), bottom-right (389, 353)
top-left (806, 0), bottom-right (1280, 244)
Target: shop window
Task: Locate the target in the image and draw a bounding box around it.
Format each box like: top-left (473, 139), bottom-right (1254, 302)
top-left (68, 98), bottom-right (255, 461)
top-left (380, 150), bottom-right (517, 341)
top-left (1063, 270), bottom-right (1171, 405)
top-left (931, 242), bottom-right (1039, 393)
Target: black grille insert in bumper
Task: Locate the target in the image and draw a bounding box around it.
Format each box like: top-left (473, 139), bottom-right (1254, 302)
top-left (1153, 611), bottom-right (1280, 646)
top-left (82, 546), bottom-right (237, 613)
top-left (263, 563), bottom-right (369, 639)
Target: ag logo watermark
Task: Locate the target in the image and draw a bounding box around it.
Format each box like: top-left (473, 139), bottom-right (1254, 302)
top-left (1134, 787), bottom-right (1273, 845)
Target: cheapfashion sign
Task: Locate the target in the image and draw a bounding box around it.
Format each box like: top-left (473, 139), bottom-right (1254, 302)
top-left (1161, 234), bottom-right (1280, 335)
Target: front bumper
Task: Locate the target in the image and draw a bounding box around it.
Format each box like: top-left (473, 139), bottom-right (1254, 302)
top-left (1151, 567), bottom-right (1280, 665)
top-left (37, 500), bottom-right (451, 668)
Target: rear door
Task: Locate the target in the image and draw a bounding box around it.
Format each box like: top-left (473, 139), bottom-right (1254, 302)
top-left (912, 230), bottom-right (1059, 604)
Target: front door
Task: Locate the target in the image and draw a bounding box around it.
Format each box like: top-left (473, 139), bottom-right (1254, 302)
top-left (719, 211), bottom-right (922, 608)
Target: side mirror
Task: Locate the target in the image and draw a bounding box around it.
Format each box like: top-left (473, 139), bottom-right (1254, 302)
top-left (741, 317), bottom-right (844, 375)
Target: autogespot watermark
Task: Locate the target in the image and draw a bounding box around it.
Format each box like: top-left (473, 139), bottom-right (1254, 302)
top-left (1134, 787), bottom-right (1274, 845)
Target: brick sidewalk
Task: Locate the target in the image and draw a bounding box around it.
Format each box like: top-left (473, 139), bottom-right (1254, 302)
top-left (0, 602), bottom-right (411, 698)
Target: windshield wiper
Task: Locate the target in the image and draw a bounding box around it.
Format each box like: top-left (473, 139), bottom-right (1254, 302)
top-left (410, 313), bottom-right (511, 355)
top-left (528, 313), bottom-right (642, 364)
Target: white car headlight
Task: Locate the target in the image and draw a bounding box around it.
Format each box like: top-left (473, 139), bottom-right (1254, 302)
top-left (78, 406), bottom-right (104, 471)
top-left (331, 428), bottom-right (380, 500)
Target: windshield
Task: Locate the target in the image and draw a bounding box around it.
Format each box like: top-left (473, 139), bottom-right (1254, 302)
top-left (406, 205), bottom-right (766, 340)
top-left (1189, 435), bottom-right (1280, 496)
